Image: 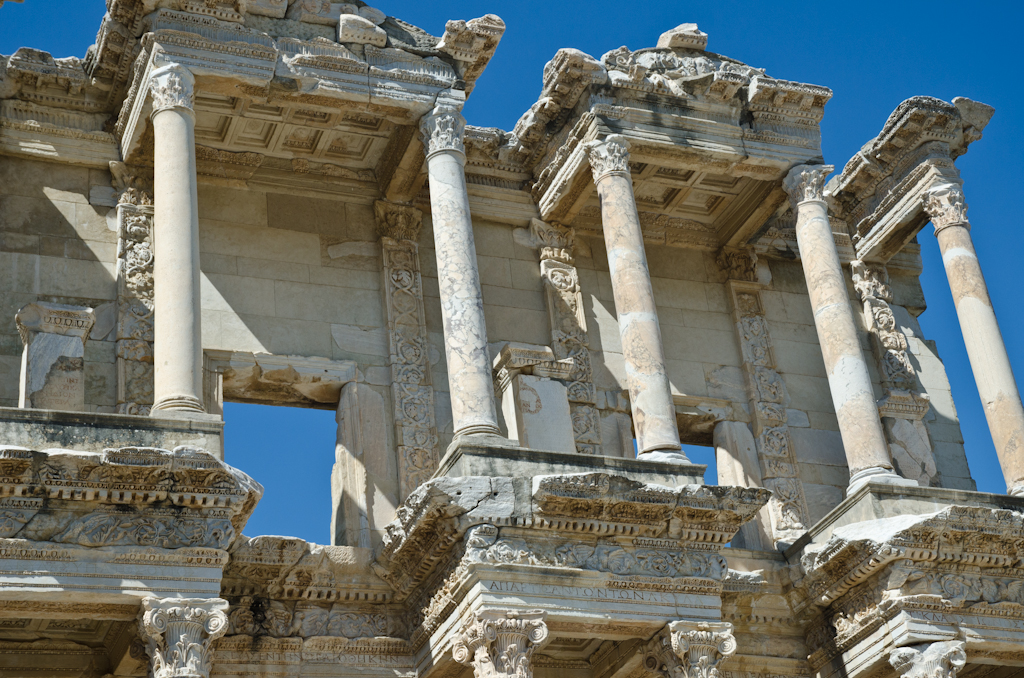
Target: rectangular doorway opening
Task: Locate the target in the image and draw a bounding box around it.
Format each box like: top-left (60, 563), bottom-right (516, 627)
top-left (223, 402), bottom-right (338, 545)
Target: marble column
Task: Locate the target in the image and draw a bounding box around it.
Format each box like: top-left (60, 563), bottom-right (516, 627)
top-left (583, 135), bottom-right (683, 459)
top-left (138, 597), bottom-right (228, 678)
top-left (420, 105), bottom-right (500, 438)
top-left (783, 164), bottom-right (913, 492)
top-left (149, 63), bottom-right (204, 414)
top-left (925, 183), bottom-right (1024, 496)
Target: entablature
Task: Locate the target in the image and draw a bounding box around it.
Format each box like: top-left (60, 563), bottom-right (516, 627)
top-left (826, 96), bottom-right (994, 263)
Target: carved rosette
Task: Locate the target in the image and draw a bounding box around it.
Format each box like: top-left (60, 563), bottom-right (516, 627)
top-left (149, 63), bottom-right (195, 116)
top-left (782, 163), bottom-right (833, 206)
top-left (376, 201), bottom-right (439, 499)
top-left (530, 219), bottom-right (601, 453)
top-left (113, 163), bottom-right (155, 416)
top-left (890, 641), bottom-right (967, 678)
top-left (584, 134), bottom-right (631, 182)
top-left (139, 597), bottom-right (229, 678)
top-left (420, 105), bottom-right (466, 158)
top-left (923, 183), bottom-right (970, 234)
top-left (724, 270), bottom-right (807, 544)
top-left (452, 609), bottom-right (549, 678)
top-left (644, 621), bottom-right (737, 678)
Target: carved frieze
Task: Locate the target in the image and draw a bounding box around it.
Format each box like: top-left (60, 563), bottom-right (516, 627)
top-left (376, 201), bottom-right (439, 500)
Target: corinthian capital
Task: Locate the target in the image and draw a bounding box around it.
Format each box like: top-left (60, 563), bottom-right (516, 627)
top-left (890, 641), bottom-right (967, 678)
top-left (420, 105), bottom-right (467, 158)
top-left (139, 597), bottom-right (229, 678)
top-left (643, 621), bottom-right (737, 678)
top-left (374, 201), bottom-right (424, 242)
top-left (150, 63), bottom-right (195, 116)
top-left (782, 163), bottom-right (833, 206)
top-left (923, 183), bottom-right (970, 234)
top-left (584, 134), bottom-right (631, 182)
top-left (452, 609), bottom-right (549, 678)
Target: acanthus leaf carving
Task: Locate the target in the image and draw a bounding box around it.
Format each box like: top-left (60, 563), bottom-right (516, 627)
top-left (890, 641), bottom-right (966, 678)
top-left (139, 597), bottom-right (229, 678)
top-left (420, 105), bottom-right (466, 157)
top-left (923, 183), bottom-right (970, 234)
top-left (783, 164), bottom-right (833, 205)
top-left (644, 621), bottom-right (737, 678)
top-left (584, 134), bottom-right (631, 182)
top-left (452, 609), bottom-right (549, 678)
top-left (149, 63), bottom-right (195, 115)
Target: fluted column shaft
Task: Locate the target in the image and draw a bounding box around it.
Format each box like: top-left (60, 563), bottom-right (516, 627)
top-left (149, 63), bottom-right (204, 414)
top-left (421, 105), bottom-right (500, 437)
top-left (784, 164), bottom-right (910, 492)
top-left (925, 183), bottom-right (1024, 495)
top-left (584, 135), bottom-right (682, 457)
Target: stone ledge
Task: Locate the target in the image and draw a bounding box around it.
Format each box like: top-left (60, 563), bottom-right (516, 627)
top-left (784, 480), bottom-right (1024, 561)
top-left (436, 434), bottom-right (706, 487)
top-left (0, 406), bottom-right (224, 458)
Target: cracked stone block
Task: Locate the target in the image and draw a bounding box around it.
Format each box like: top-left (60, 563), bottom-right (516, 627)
top-left (16, 302), bottom-right (95, 412)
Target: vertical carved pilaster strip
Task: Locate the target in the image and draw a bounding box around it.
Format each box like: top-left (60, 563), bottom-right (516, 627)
top-left (111, 161), bottom-right (155, 416)
top-left (532, 219), bottom-right (601, 454)
top-left (852, 261), bottom-right (936, 484)
top-left (376, 201), bottom-right (439, 500)
top-left (719, 247), bottom-right (808, 546)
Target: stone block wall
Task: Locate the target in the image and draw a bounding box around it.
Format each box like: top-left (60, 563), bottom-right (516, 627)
top-left (0, 156), bottom-right (118, 411)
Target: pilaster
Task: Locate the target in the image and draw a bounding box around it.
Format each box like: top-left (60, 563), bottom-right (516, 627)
top-left (375, 200), bottom-right (440, 499)
top-left (532, 218), bottom-right (601, 454)
top-left (720, 248), bottom-right (808, 547)
top-left (851, 261), bottom-right (936, 485)
top-left (111, 161), bottom-right (155, 416)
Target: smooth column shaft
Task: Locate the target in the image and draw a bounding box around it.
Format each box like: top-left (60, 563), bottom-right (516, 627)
top-left (794, 199), bottom-right (893, 477)
top-left (937, 225), bottom-right (1024, 492)
top-left (595, 172), bottom-right (681, 453)
top-left (424, 148), bottom-right (500, 437)
top-left (151, 70), bottom-right (203, 413)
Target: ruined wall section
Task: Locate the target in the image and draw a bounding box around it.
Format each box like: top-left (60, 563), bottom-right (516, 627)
top-left (0, 156), bottom-right (118, 410)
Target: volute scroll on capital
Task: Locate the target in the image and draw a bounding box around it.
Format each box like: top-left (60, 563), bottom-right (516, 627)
top-left (782, 163), bottom-right (834, 207)
top-left (149, 63), bottom-right (196, 117)
top-left (644, 620), bottom-right (737, 678)
top-left (584, 134), bottom-right (631, 183)
top-left (138, 597), bottom-right (229, 678)
top-left (923, 183), bottom-right (970, 235)
top-left (420, 104), bottom-right (467, 158)
top-left (452, 608), bottom-right (549, 678)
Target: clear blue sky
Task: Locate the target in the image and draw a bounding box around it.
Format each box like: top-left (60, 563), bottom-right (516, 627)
top-left (3, 1), bottom-right (1022, 543)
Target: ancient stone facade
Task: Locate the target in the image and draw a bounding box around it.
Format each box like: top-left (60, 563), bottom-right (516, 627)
top-left (0, 7), bottom-right (1020, 678)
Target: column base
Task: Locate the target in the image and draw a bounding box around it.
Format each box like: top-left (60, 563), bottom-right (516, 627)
top-left (848, 466), bottom-right (919, 495)
top-left (637, 449), bottom-right (692, 465)
top-left (151, 394), bottom-right (205, 414)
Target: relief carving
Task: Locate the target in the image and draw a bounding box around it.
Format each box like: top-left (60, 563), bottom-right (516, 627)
top-left (644, 621), bottom-right (737, 678)
top-left (139, 597), bottom-right (228, 678)
top-left (452, 609), bottom-right (549, 678)
top-left (724, 273), bottom-right (807, 544)
top-left (420, 105), bottom-right (466, 157)
top-left (377, 201), bottom-right (438, 499)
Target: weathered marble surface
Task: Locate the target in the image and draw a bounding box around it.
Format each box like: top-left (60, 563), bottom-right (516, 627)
top-left (16, 302), bottom-right (95, 412)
